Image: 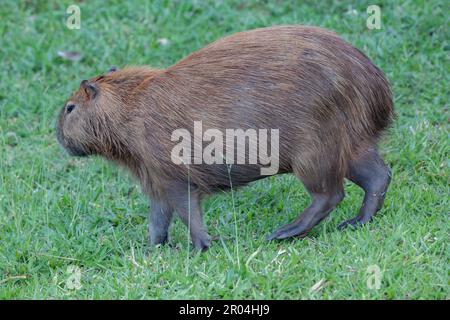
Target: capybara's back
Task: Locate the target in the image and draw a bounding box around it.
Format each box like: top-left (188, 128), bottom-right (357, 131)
top-left (154, 26), bottom-right (394, 191)
top-left (57, 25), bottom-right (394, 250)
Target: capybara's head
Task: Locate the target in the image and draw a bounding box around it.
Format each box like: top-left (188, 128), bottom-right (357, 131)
top-left (57, 78), bottom-right (104, 157)
top-left (56, 75), bottom-right (119, 156)
top-left (57, 66), bottom-right (158, 159)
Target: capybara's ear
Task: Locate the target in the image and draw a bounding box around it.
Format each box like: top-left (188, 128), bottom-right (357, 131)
top-left (80, 80), bottom-right (98, 100)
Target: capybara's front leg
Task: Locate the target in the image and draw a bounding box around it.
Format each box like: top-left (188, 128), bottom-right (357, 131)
top-left (169, 184), bottom-right (211, 251)
top-left (148, 200), bottom-right (173, 246)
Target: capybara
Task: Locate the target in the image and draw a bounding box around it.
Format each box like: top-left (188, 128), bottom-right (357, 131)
top-left (56, 25), bottom-right (393, 250)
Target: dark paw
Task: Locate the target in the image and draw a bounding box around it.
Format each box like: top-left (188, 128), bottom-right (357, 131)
top-left (149, 233), bottom-right (168, 247)
top-left (192, 233), bottom-right (211, 251)
top-left (337, 217), bottom-right (362, 231)
top-left (266, 223), bottom-right (309, 241)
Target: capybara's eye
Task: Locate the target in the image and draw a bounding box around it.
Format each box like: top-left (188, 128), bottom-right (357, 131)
top-left (66, 104), bottom-right (76, 114)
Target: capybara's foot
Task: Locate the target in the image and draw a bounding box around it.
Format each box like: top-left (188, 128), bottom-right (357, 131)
top-left (192, 233), bottom-right (211, 251)
top-left (148, 233), bottom-right (169, 247)
top-left (266, 222), bottom-right (309, 240)
top-left (337, 217), bottom-right (364, 230)
top-left (267, 190), bottom-right (344, 241)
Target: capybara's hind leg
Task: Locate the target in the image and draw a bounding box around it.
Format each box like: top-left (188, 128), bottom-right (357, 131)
top-left (338, 148), bottom-right (391, 230)
top-left (267, 178), bottom-right (344, 241)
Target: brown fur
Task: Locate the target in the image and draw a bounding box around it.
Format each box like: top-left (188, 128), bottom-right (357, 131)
top-left (57, 25), bottom-right (393, 250)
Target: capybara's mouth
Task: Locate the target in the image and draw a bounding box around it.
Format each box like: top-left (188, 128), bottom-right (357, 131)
top-left (66, 145), bottom-right (88, 157)
top-left (56, 128), bottom-right (88, 157)
top-left (56, 125), bottom-right (65, 148)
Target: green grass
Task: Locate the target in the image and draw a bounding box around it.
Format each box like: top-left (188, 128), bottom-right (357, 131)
top-left (0, 0), bottom-right (448, 299)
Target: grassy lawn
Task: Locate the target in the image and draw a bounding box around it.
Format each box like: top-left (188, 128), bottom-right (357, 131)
top-left (0, 0), bottom-right (448, 299)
